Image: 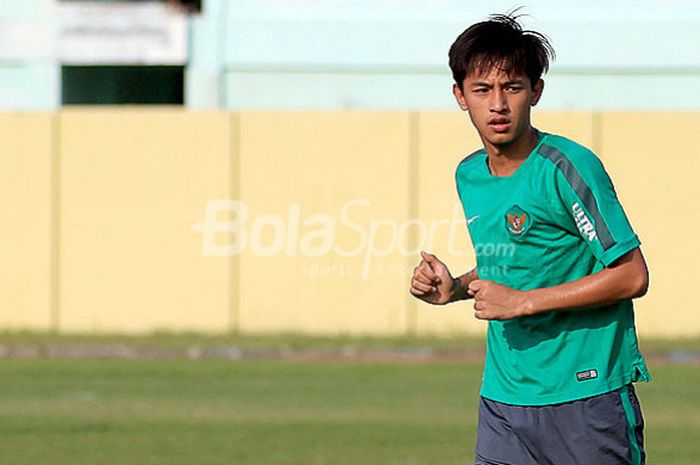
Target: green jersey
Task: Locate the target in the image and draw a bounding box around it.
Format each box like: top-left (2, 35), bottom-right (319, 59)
top-left (455, 129), bottom-right (651, 406)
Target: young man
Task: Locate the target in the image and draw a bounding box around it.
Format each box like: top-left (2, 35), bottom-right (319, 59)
top-left (409, 13), bottom-right (651, 465)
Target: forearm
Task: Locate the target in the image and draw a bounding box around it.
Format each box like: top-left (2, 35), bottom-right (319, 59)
top-left (522, 250), bottom-right (648, 316)
top-left (449, 267), bottom-right (479, 303)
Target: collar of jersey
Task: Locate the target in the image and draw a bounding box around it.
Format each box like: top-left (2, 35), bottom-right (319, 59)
top-left (481, 129), bottom-right (546, 180)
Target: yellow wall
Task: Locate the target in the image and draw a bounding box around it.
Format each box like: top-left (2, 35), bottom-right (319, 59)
top-left (0, 110), bottom-right (697, 336)
top-left (412, 112), bottom-right (479, 335)
top-left (58, 109), bottom-right (234, 332)
top-left (236, 112), bottom-right (411, 334)
top-left (0, 114), bottom-right (53, 330)
top-left (599, 113), bottom-right (700, 337)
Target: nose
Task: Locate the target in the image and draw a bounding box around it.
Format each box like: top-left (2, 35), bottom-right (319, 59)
top-left (489, 89), bottom-right (508, 113)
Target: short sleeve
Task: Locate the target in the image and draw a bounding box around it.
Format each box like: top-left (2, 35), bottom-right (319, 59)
top-left (547, 146), bottom-right (640, 266)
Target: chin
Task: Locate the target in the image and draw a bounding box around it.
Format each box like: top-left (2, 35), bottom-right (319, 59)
top-left (487, 133), bottom-right (515, 147)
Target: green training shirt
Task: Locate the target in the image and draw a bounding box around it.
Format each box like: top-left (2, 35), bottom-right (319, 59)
top-left (455, 129), bottom-right (651, 406)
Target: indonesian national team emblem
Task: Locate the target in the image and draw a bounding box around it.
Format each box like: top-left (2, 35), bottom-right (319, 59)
top-left (505, 205), bottom-right (531, 236)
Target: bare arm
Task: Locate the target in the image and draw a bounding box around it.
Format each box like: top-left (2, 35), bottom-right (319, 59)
top-left (469, 248), bottom-right (649, 320)
top-left (523, 247), bottom-right (648, 314)
top-left (449, 268), bottom-right (479, 303)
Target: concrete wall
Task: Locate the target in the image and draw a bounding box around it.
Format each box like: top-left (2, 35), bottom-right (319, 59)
top-left (3, 1), bottom-right (700, 111)
top-left (58, 109), bottom-right (234, 332)
top-left (0, 113), bottom-right (53, 330)
top-left (598, 113), bottom-right (700, 336)
top-left (0, 110), bottom-right (697, 337)
top-left (192, 0), bottom-right (700, 111)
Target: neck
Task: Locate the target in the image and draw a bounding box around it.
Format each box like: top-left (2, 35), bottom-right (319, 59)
top-left (484, 127), bottom-right (539, 177)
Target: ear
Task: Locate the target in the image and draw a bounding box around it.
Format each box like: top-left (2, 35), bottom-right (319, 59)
top-left (530, 79), bottom-right (544, 106)
top-left (453, 83), bottom-right (469, 111)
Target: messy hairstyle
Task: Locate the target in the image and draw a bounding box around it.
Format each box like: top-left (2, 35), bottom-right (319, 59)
top-left (448, 12), bottom-right (555, 90)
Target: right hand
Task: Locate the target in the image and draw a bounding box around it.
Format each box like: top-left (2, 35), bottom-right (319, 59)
top-left (409, 251), bottom-right (454, 305)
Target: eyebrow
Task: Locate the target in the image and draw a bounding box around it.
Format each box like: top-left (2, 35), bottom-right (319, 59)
top-left (470, 78), bottom-right (526, 87)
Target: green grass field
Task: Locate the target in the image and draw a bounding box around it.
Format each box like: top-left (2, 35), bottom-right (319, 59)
top-left (0, 355), bottom-right (698, 465)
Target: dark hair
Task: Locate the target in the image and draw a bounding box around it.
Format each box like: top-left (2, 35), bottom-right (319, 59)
top-left (448, 12), bottom-right (555, 90)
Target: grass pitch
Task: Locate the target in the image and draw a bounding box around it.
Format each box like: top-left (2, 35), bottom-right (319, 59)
top-left (0, 356), bottom-right (698, 465)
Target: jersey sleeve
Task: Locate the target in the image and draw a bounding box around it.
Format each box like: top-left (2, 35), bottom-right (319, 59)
top-left (551, 147), bottom-right (640, 267)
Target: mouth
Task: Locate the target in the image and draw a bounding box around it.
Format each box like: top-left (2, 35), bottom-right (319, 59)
top-left (488, 119), bottom-right (511, 133)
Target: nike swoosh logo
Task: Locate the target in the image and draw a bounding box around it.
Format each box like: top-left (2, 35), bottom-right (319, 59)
top-left (467, 215), bottom-right (480, 225)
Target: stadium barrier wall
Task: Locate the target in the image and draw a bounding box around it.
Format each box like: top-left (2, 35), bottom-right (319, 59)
top-left (0, 114), bottom-right (53, 330)
top-left (0, 110), bottom-right (696, 337)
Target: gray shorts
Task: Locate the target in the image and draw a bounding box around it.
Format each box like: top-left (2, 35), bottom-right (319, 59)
top-left (475, 384), bottom-right (645, 465)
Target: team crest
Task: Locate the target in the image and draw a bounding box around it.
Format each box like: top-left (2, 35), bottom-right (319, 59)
top-left (505, 205), bottom-right (531, 236)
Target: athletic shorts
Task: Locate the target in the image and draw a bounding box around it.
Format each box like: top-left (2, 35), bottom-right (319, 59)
top-left (475, 384), bottom-right (645, 465)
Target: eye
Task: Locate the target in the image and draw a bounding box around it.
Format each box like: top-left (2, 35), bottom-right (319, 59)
top-left (505, 86), bottom-right (523, 93)
top-left (473, 88), bottom-right (488, 94)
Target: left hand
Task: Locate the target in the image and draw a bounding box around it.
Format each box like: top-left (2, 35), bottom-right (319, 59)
top-left (468, 280), bottom-right (531, 320)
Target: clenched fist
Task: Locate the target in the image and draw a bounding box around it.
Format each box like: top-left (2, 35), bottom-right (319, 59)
top-left (409, 251), bottom-right (455, 305)
top-left (468, 279), bottom-right (531, 320)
